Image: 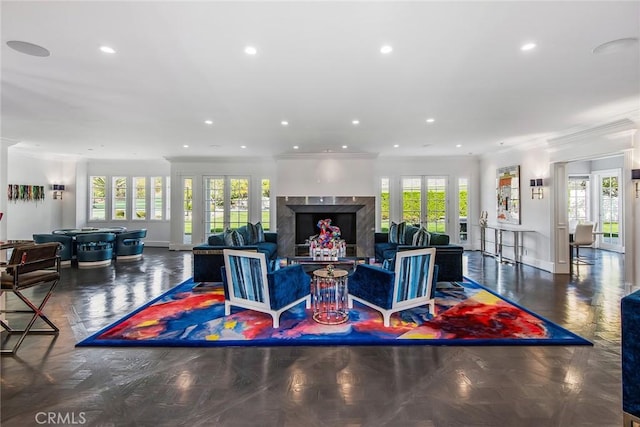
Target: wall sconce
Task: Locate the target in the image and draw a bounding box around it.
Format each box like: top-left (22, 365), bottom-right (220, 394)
top-left (530, 178), bottom-right (544, 199)
top-left (632, 169), bottom-right (640, 198)
top-left (52, 184), bottom-right (65, 200)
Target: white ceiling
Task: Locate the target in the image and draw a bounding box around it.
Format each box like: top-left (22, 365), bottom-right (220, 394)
top-left (1, 1), bottom-right (639, 160)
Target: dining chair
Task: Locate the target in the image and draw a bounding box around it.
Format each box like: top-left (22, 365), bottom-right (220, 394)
top-left (571, 222), bottom-right (595, 264)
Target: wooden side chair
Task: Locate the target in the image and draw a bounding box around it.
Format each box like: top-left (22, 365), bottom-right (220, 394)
top-left (0, 242), bottom-right (61, 355)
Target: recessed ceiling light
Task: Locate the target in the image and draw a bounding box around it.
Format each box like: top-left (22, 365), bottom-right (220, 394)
top-left (293, 145), bottom-right (299, 150)
top-left (456, 144), bottom-right (462, 148)
top-left (520, 42), bottom-right (536, 51)
top-left (183, 145), bottom-right (189, 148)
top-left (240, 145), bottom-right (247, 149)
top-left (393, 144), bottom-right (400, 148)
top-left (380, 45), bottom-right (393, 54)
top-left (6, 40), bottom-right (50, 57)
top-left (100, 45), bottom-right (116, 54)
top-left (352, 120), bottom-right (360, 125)
top-left (342, 145), bottom-right (348, 149)
top-left (204, 120), bottom-right (213, 125)
top-left (244, 46), bottom-right (257, 55)
top-left (593, 37), bottom-right (639, 54)
top-left (281, 121), bottom-right (289, 126)
top-left (426, 118), bottom-right (435, 123)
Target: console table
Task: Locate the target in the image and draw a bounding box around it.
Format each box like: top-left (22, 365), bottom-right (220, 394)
top-left (480, 225), bottom-right (535, 264)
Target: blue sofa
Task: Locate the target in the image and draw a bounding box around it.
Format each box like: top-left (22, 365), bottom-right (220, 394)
top-left (192, 225), bottom-right (277, 283)
top-left (622, 289), bottom-right (640, 425)
top-left (374, 226), bottom-right (463, 282)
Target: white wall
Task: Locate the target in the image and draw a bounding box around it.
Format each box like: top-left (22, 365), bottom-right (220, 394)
top-left (85, 159), bottom-right (171, 246)
top-left (5, 150), bottom-right (69, 239)
top-left (277, 154), bottom-right (377, 196)
top-left (632, 135), bottom-right (640, 288)
top-left (0, 140), bottom-right (11, 241)
top-left (480, 145), bottom-right (553, 271)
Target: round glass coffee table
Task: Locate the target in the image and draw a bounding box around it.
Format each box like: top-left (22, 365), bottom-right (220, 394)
top-left (312, 268), bottom-right (349, 325)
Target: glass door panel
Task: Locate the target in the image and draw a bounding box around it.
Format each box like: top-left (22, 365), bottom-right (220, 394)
top-left (599, 172), bottom-right (621, 249)
top-left (183, 178), bottom-right (193, 244)
top-left (426, 177), bottom-right (447, 233)
top-left (229, 178), bottom-right (249, 230)
top-left (204, 178), bottom-right (225, 238)
top-left (401, 178), bottom-right (421, 226)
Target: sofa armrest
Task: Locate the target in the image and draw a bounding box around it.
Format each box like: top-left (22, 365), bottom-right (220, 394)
top-left (193, 246), bottom-right (258, 283)
top-left (193, 245), bottom-right (259, 253)
top-left (264, 232), bottom-right (277, 244)
top-left (375, 232), bottom-right (389, 244)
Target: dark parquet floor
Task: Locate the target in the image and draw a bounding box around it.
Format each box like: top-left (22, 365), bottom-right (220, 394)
top-left (0, 247), bottom-right (630, 426)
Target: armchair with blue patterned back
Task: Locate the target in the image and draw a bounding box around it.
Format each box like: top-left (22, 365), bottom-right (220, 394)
top-left (75, 232), bottom-right (116, 267)
top-left (222, 249), bottom-right (310, 328)
top-left (348, 247), bottom-right (438, 327)
top-left (32, 233), bottom-right (73, 265)
top-left (115, 229), bottom-right (147, 260)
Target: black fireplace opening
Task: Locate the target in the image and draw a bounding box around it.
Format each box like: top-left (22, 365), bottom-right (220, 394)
top-left (295, 212), bottom-right (356, 244)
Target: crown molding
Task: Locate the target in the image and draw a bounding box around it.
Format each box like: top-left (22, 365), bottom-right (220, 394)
top-left (275, 152), bottom-right (378, 160)
top-left (164, 156), bottom-right (275, 163)
top-left (548, 119), bottom-right (637, 147)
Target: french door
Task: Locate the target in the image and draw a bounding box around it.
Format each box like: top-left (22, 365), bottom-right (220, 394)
top-left (595, 169), bottom-right (623, 252)
top-left (401, 176), bottom-right (448, 233)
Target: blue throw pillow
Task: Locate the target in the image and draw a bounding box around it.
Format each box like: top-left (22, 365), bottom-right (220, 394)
top-left (388, 221), bottom-right (406, 244)
top-left (246, 222), bottom-right (265, 244)
top-left (224, 229), bottom-right (244, 247)
top-left (382, 257), bottom-right (396, 271)
top-left (412, 227), bottom-right (431, 246)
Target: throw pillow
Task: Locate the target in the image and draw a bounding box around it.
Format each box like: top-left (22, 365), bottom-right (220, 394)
top-left (388, 221), bottom-right (406, 244)
top-left (246, 222), bottom-right (266, 244)
top-left (412, 227), bottom-right (431, 246)
top-left (382, 257), bottom-right (396, 271)
top-left (224, 229), bottom-right (245, 247)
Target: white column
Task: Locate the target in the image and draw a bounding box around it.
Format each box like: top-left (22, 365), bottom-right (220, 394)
top-left (552, 162), bottom-right (571, 274)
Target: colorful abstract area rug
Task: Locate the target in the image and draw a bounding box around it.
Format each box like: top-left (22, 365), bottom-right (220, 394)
top-left (77, 277), bottom-right (592, 347)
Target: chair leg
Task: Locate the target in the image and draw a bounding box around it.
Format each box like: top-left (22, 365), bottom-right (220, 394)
top-left (623, 411), bottom-right (640, 427)
top-left (1, 282), bottom-right (60, 355)
top-left (382, 312), bottom-right (391, 327)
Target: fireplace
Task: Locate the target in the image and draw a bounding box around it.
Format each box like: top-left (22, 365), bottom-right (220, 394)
top-left (295, 212), bottom-right (356, 244)
top-left (276, 196), bottom-right (375, 258)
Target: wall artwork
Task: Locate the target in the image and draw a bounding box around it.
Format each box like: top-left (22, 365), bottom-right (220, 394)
top-left (7, 184), bottom-right (46, 203)
top-left (496, 165), bottom-right (520, 224)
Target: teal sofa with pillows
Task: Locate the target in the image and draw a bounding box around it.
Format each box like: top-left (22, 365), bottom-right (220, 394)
top-left (192, 222), bottom-right (277, 283)
top-left (374, 222), bottom-right (463, 282)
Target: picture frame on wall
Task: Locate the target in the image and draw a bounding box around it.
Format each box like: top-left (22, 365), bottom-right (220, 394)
top-left (496, 165), bottom-right (520, 224)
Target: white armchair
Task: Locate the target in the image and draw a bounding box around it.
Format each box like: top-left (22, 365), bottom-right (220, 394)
top-left (222, 249), bottom-right (311, 328)
top-left (348, 248), bottom-right (437, 327)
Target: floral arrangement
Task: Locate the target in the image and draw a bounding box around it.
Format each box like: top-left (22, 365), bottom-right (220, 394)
top-left (314, 218), bottom-right (341, 248)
